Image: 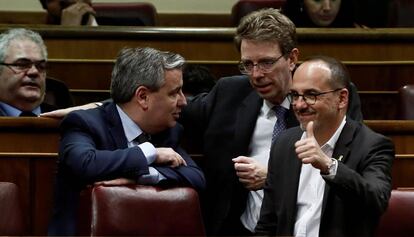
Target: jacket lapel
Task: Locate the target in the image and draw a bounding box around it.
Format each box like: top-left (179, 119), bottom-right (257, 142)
top-left (232, 91), bottom-right (263, 155)
top-left (321, 119), bottom-right (357, 213)
top-left (105, 102), bottom-right (129, 149)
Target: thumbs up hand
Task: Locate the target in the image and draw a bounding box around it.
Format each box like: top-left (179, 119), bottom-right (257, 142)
top-left (294, 121), bottom-right (332, 173)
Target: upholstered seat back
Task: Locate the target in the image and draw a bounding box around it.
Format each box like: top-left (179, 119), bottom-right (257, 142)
top-left (231, 0), bottom-right (286, 25)
top-left (93, 2), bottom-right (158, 26)
top-left (376, 189), bottom-right (414, 237)
top-left (81, 185), bottom-right (205, 236)
top-left (398, 85), bottom-right (414, 119)
top-left (0, 182), bottom-right (25, 235)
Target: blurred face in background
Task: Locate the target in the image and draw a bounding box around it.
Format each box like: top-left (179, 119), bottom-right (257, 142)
top-left (304, 0), bottom-right (341, 26)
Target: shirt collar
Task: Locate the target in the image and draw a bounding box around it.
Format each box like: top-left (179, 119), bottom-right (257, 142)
top-left (116, 104), bottom-right (143, 143)
top-left (0, 102), bottom-right (41, 117)
top-left (263, 97), bottom-right (290, 117)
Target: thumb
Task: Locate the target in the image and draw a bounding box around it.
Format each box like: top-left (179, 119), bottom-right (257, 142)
top-left (306, 121), bottom-right (315, 138)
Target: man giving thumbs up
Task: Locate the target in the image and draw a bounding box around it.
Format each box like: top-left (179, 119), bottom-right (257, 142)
top-left (255, 56), bottom-right (394, 237)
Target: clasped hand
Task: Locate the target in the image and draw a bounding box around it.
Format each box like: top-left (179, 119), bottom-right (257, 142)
top-left (233, 156), bottom-right (267, 190)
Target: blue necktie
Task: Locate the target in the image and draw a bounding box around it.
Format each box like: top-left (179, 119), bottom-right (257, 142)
top-left (272, 105), bottom-right (288, 142)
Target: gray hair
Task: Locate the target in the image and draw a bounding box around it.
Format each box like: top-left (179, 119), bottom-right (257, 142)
top-left (110, 47), bottom-right (185, 103)
top-left (234, 8), bottom-right (297, 56)
top-left (0, 28), bottom-right (47, 73)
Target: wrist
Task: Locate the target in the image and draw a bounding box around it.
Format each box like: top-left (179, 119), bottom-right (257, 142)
top-left (321, 158), bottom-right (336, 175)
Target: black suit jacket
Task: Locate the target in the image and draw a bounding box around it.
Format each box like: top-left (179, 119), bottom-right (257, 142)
top-left (255, 119), bottom-right (394, 237)
top-left (48, 102), bottom-right (205, 236)
top-left (181, 75), bottom-right (363, 235)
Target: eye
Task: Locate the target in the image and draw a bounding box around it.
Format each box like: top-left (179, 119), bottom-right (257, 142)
top-left (259, 59), bottom-right (275, 67)
top-left (241, 61), bottom-right (254, 68)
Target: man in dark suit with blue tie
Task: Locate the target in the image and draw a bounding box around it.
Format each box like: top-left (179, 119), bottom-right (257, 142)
top-left (48, 47), bottom-right (205, 236)
top-left (256, 56), bottom-right (394, 236)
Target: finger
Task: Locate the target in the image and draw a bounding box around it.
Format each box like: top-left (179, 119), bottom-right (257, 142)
top-left (234, 163), bottom-right (251, 172)
top-left (177, 154), bottom-right (187, 166)
top-left (232, 156), bottom-right (250, 164)
top-left (306, 121), bottom-right (315, 138)
top-left (306, 121), bottom-right (314, 138)
top-left (236, 171), bottom-right (251, 179)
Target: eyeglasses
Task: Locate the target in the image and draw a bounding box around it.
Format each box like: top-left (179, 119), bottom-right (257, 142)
top-left (288, 88), bottom-right (343, 105)
top-left (0, 58), bottom-right (47, 74)
top-left (238, 54), bottom-right (286, 75)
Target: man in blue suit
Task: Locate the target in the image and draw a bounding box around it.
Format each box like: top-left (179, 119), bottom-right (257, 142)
top-left (48, 47), bottom-right (205, 235)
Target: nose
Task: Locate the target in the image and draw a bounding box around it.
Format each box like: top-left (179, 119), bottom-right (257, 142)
top-left (293, 96), bottom-right (308, 109)
top-left (26, 64), bottom-right (41, 75)
top-left (178, 90), bottom-right (187, 107)
top-left (322, 0), bottom-right (332, 10)
top-left (250, 65), bottom-right (264, 78)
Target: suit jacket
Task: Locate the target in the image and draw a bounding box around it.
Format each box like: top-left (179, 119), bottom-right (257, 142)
top-left (181, 75), bottom-right (362, 235)
top-left (48, 102), bottom-right (205, 236)
top-left (255, 119), bottom-right (394, 237)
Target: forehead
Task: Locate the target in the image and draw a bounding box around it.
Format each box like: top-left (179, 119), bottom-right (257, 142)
top-left (162, 69), bottom-right (183, 89)
top-left (292, 61), bottom-right (332, 90)
top-left (240, 40), bottom-right (282, 60)
top-left (5, 39), bottom-right (43, 60)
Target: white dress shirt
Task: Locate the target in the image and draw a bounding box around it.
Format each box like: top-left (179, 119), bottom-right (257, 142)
top-left (240, 98), bottom-right (291, 232)
top-left (294, 116), bottom-right (346, 237)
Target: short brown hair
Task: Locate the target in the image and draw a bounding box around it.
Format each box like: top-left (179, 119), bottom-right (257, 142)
top-left (234, 8), bottom-right (297, 56)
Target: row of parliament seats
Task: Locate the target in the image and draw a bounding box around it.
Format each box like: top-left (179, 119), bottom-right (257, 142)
top-left (1, 180), bottom-right (413, 236)
top-left (231, 0), bottom-right (414, 27)
top-left (52, 0), bottom-right (414, 28)
top-left (1, 118), bottom-right (414, 235)
top-left (1, 0), bottom-right (413, 27)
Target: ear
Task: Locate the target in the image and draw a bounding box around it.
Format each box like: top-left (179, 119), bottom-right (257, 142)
top-left (288, 48), bottom-right (300, 72)
top-left (135, 86), bottom-right (150, 110)
top-left (338, 88), bottom-right (349, 110)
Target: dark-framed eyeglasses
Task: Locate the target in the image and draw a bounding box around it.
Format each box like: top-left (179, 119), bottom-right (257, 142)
top-left (0, 58), bottom-right (47, 74)
top-left (238, 54), bottom-right (286, 75)
top-left (287, 88), bottom-right (344, 105)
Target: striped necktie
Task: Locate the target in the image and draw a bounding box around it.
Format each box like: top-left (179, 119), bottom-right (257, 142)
top-left (272, 105), bottom-right (288, 142)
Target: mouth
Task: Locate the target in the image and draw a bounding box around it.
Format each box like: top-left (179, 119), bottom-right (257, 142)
top-left (296, 110), bottom-right (315, 121)
top-left (22, 81), bottom-right (41, 90)
top-left (172, 112), bottom-right (180, 120)
top-left (254, 83), bottom-right (272, 94)
top-left (319, 14), bottom-right (334, 21)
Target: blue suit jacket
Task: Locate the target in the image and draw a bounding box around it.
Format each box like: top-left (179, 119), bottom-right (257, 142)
top-left (48, 102), bottom-right (205, 236)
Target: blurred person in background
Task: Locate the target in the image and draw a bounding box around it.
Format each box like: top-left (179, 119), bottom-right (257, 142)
top-left (40, 0), bottom-right (97, 26)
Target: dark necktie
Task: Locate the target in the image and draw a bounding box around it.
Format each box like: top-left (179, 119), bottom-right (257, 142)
top-left (134, 133), bottom-right (150, 144)
top-left (19, 111), bottom-right (37, 117)
top-left (272, 105), bottom-right (288, 142)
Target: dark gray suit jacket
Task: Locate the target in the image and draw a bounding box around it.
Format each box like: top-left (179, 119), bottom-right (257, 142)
top-left (255, 119), bottom-right (394, 237)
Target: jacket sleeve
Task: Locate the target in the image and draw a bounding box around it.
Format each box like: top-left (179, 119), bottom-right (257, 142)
top-left (59, 111), bottom-right (150, 183)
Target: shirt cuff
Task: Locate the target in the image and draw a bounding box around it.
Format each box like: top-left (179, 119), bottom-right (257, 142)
top-left (137, 167), bottom-right (166, 185)
top-left (138, 142), bottom-right (156, 164)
